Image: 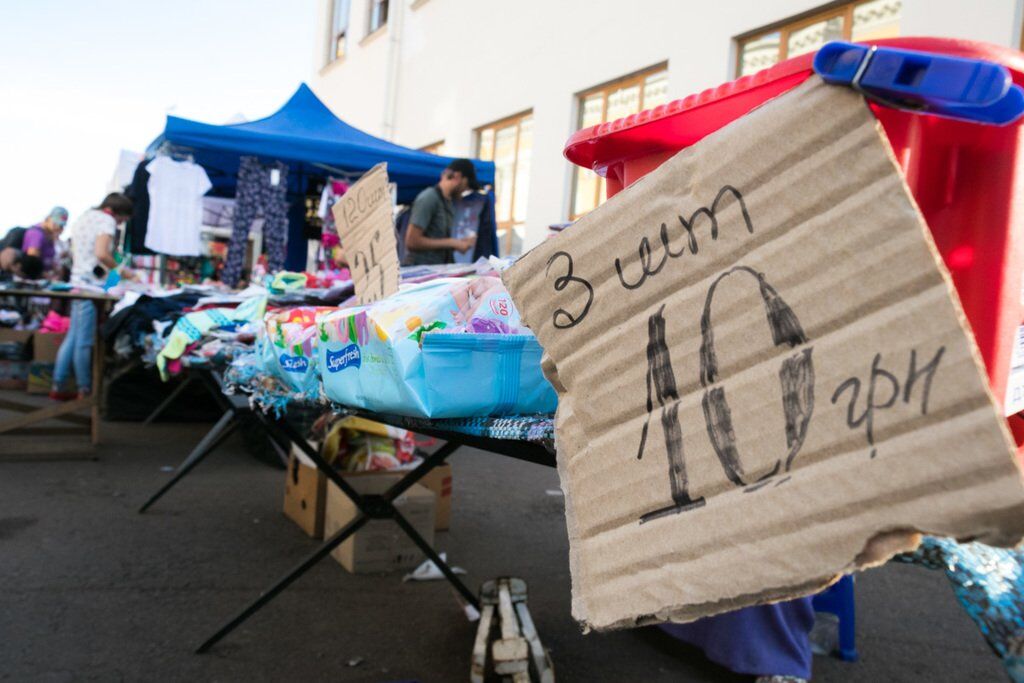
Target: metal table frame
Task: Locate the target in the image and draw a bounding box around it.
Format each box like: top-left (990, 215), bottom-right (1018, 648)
top-left (195, 410), bottom-right (555, 653)
top-left (140, 380), bottom-right (556, 652)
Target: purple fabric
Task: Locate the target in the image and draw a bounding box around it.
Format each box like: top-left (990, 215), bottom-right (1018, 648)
top-left (22, 226), bottom-right (55, 269)
top-left (660, 599), bottom-right (815, 679)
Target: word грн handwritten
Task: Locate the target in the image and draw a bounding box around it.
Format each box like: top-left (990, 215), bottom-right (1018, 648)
top-left (831, 347), bottom-right (945, 458)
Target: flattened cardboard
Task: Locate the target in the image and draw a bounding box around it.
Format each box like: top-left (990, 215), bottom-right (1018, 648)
top-left (502, 77), bottom-right (1024, 631)
top-left (332, 163), bottom-right (400, 304)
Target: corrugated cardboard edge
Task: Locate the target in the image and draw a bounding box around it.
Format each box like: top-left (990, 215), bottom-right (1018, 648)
top-left (506, 79), bottom-right (1024, 633)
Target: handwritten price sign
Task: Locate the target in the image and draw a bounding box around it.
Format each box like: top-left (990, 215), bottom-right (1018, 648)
top-left (332, 163), bottom-right (399, 304)
top-left (502, 77), bottom-right (1024, 631)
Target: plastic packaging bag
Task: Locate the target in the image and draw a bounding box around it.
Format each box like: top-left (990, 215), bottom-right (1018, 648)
top-left (317, 277), bottom-right (557, 418)
top-left (261, 306), bottom-right (333, 396)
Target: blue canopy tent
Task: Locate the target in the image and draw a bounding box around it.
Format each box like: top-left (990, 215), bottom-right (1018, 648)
top-left (146, 84), bottom-right (495, 269)
top-left (148, 83), bottom-right (494, 202)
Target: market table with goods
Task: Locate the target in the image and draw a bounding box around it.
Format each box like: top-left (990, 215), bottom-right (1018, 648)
top-left (6, 36), bottom-right (1024, 683)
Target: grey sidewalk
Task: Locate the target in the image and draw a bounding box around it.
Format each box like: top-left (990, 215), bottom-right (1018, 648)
top-left (0, 417), bottom-right (1005, 682)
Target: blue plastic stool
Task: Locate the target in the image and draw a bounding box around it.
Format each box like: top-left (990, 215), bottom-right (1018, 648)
top-left (812, 575), bottom-right (858, 662)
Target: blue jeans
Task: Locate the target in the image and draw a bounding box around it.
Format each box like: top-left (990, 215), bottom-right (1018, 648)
top-left (53, 299), bottom-right (96, 393)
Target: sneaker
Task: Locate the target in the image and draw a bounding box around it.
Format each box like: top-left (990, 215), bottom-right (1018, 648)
top-left (48, 389), bottom-right (78, 402)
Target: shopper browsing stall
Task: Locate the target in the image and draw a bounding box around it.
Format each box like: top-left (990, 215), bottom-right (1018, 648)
top-left (23, 206), bottom-right (68, 273)
top-left (51, 193), bottom-right (132, 401)
top-left (404, 159), bottom-right (478, 265)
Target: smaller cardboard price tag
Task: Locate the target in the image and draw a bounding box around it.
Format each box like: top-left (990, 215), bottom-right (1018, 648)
top-left (332, 163), bottom-right (400, 304)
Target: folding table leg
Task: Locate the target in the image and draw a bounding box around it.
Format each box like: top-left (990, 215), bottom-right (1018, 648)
top-left (143, 374), bottom-right (195, 425)
top-left (195, 512), bottom-right (371, 653)
top-left (392, 506), bottom-right (479, 609)
top-left (196, 414), bottom-right (472, 653)
top-left (138, 409), bottom-right (240, 513)
top-left (251, 409), bottom-right (296, 468)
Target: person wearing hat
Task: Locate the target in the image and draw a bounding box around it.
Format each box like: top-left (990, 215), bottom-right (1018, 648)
top-left (22, 206), bottom-right (68, 273)
top-left (404, 159), bottom-right (478, 266)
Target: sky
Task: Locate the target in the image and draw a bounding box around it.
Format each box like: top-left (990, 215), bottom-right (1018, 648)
top-left (0, 0), bottom-right (315, 231)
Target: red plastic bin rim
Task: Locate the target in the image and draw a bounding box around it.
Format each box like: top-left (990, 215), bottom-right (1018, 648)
top-left (564, 37), bottom-right (1024, 173)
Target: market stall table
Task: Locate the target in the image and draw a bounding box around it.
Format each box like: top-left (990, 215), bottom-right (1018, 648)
top-left (137, 356), bottom-right (555, 653)
top-left (0, 288), bottom-right (118, 453)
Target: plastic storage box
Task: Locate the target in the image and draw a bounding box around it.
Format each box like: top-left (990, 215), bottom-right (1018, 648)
top-left (564, 37), bottom-right (1024, 446)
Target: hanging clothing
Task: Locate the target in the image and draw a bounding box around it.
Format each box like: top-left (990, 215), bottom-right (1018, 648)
top-left (125, 163), bottom-right (153, 255)
top-left (144, 156), bottom-right (212, 256)
top-left (317, 178), bottom-right (348, 247)
top-left (222, 156), bottom-right (289, 287)
top-left (452, 189), bottom-right (500, 263)
top-left (317, 180), bottom-right (349, 222)
top-left (474, 189), bottom-right (499, 261)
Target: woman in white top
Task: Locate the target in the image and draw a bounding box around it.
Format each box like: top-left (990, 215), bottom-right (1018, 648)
top-left (51, 193), bottom-right (133, 401)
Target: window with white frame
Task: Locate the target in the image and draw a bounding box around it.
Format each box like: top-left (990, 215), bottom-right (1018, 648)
top-left (368, 0), bottom-right (389, 34)
top-left (476, 111), bottom-right (533, 256)
top-left (330, 0), bottom-right (352, 62)
top-left (570, 66), bottom-right (669, 219)
top-left (736, 0), bottom-right (901, 77)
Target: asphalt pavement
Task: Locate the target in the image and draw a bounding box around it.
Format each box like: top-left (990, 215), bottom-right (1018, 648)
top-left (0, 415), bottom-right (1007, 681)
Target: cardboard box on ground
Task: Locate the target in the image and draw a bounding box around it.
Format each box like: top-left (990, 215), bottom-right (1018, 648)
top-left (283, 443), bottom-right (453, 540)
top-left (0, 329), bottom-right (32, 390)
top-left (282, 444), bottom-right (328, 537)
top-left (324, 472), bottom-right (435, 574)
top-left (28, 332), bottom-right (70, 394)
top-left (502, 76), bottom-right (1024, 631)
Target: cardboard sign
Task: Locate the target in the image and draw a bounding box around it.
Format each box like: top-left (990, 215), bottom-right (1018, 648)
top-left (332, 163), bottom-right (400, 304)
top-left (502, 77), bottom-right (1024, 631)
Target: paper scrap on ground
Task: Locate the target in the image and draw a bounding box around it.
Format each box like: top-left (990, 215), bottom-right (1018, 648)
top-left (402, 552), bottom-right (467, 582)
top-left (502, 76), bottom-right (1024, 631)
top-left (332, 163), bottom-right (399, 304)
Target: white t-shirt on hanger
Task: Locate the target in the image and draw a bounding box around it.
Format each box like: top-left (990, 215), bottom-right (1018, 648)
top-left (144, 156), bottom-right (212, 256)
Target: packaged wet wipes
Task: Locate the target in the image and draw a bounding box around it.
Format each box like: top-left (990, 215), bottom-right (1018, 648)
top-left (261, 306), bottom-right (335, 395)
top-left (316, 277), bottom-right (556, 417)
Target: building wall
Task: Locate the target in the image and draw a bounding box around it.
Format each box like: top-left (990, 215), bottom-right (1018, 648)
top-left (312, 0), bottom-right (1023, 251)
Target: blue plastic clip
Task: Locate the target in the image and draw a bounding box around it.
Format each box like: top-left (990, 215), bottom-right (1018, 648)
top-left (813, 41), bottom-right (1024, 125)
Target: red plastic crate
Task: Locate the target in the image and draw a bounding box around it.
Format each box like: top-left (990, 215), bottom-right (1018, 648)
top-left (565, 37), bottom-right (1024, 443)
